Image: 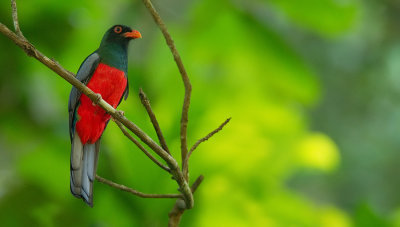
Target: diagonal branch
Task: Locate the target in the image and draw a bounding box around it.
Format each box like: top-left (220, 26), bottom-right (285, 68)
top-left (139, 88), bottom-right (170, 154)
top-left (96, 175), bottom-right (182, 198)
top-left (114, 119), bottom-right (170, 172)
top-left (142, 0), bottom-right (192, 180)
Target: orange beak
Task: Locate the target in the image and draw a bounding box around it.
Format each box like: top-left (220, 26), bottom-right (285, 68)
top-left (123, 30), bottom-right (142, 39)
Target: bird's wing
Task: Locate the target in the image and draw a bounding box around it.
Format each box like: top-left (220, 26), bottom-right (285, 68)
top-left (68, 52), bottom-right (101, 141)
top-left (123, 79), bottom-right (129, 100)
top-left (117, 73), bottom-right (129, 107)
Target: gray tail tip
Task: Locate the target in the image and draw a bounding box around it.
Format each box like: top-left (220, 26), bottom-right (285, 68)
top-left (86, 200), bottom-right (94, 208)
top-left (70, 186), bottom-right (94, 208)
top-left (82, 195), bottom-right (93, 207)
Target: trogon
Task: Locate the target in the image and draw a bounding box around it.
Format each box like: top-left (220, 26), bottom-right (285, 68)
top-left (68, 25), bottom-right (141, 207)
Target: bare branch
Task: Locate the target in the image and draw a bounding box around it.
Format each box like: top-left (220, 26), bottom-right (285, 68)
top-left (10, 0), bottom-right (24, 38)
top-left (0, 22), bottom-right (193, 209)
top-left (139, 88), bottom-right (170, 154)
top-left (96, 175), bottom-right (182, 198)
top-left (114, 119), bottom-right (171, 172)
top-left (141, 0), bottom-right (192, 180)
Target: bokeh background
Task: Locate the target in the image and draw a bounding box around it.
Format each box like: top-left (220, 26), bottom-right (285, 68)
top-left (1, 0), bottom-right (400, 226)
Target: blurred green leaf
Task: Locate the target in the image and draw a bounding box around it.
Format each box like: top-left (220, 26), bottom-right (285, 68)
top-left (267, 0), bottom-right (360, 37)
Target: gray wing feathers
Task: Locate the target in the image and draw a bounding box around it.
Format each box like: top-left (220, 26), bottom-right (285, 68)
top-left (68, 52), bottom-right (101, 141)
top-left (76, 52), bottom-right (101, 82)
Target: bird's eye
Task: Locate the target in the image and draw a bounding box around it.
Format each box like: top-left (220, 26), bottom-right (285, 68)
top-left (114, 26), bottom-right (122, 34)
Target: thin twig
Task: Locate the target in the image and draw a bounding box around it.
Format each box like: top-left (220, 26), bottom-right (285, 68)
top-left (10, 0), bottom-right (24, 38)
top-left (188, 118), bottom-right (231, 159)
top-left (190, 175), bottom-right (204, 193)
top-left (96, 175), bottom-right (182, 198)
top-left (183, 118), bottom-right (231, 179)
top-left (114, 119), bottom-right (170, 172)
top-left (139, 88), bottom-right (170, 154)
top-left (0, 22), bottom-right (193, 209)
top-left (142, 0), bottom-right (192, 180)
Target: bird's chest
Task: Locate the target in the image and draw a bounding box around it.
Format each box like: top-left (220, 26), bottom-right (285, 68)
top-left (86, 63), bottom-right (127, 104)
top-left (75, 63), bottom-right (127, 144)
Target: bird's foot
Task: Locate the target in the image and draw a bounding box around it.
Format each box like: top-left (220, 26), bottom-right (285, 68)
top-left (112, 110), bottom-right (125, 122)
top-left (92, 93), bottom-right (102, 106)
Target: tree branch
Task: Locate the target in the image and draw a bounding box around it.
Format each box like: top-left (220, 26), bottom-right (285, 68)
top-left (0, 22), bottom-right (193, 209)
top-left (11, 0), bottom-right (24, 38)
top-left (96, 175), bottom-right (182, 198)
top-left (141, 0), bottom-right (192, 180)
top-left (139, 88), bottom-right (170, 154)
top-left (114, 119), bottom-right (170, 172)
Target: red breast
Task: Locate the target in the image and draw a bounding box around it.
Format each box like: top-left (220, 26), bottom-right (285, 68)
top-left (76, 63), bottom-right (127, 144)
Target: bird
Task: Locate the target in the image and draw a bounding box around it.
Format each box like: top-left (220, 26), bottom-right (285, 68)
top-left (68, 25), bottom-right (141, 207)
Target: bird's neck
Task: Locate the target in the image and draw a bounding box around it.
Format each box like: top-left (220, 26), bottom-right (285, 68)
top-left (97, 42), bottom-right (128, 73)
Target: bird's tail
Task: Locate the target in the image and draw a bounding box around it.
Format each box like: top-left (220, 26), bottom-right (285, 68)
top-left (70, 132), bottom-right (100, 207)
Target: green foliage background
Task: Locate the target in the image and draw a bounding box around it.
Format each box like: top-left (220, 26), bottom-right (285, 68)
top-left (1, 0), bottom-right (400, 226)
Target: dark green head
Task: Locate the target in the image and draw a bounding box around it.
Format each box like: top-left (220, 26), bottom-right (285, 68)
top-left (97, 25), bottom-right (141, 71)
top-left (100, 25), bottom-right (141, 48)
